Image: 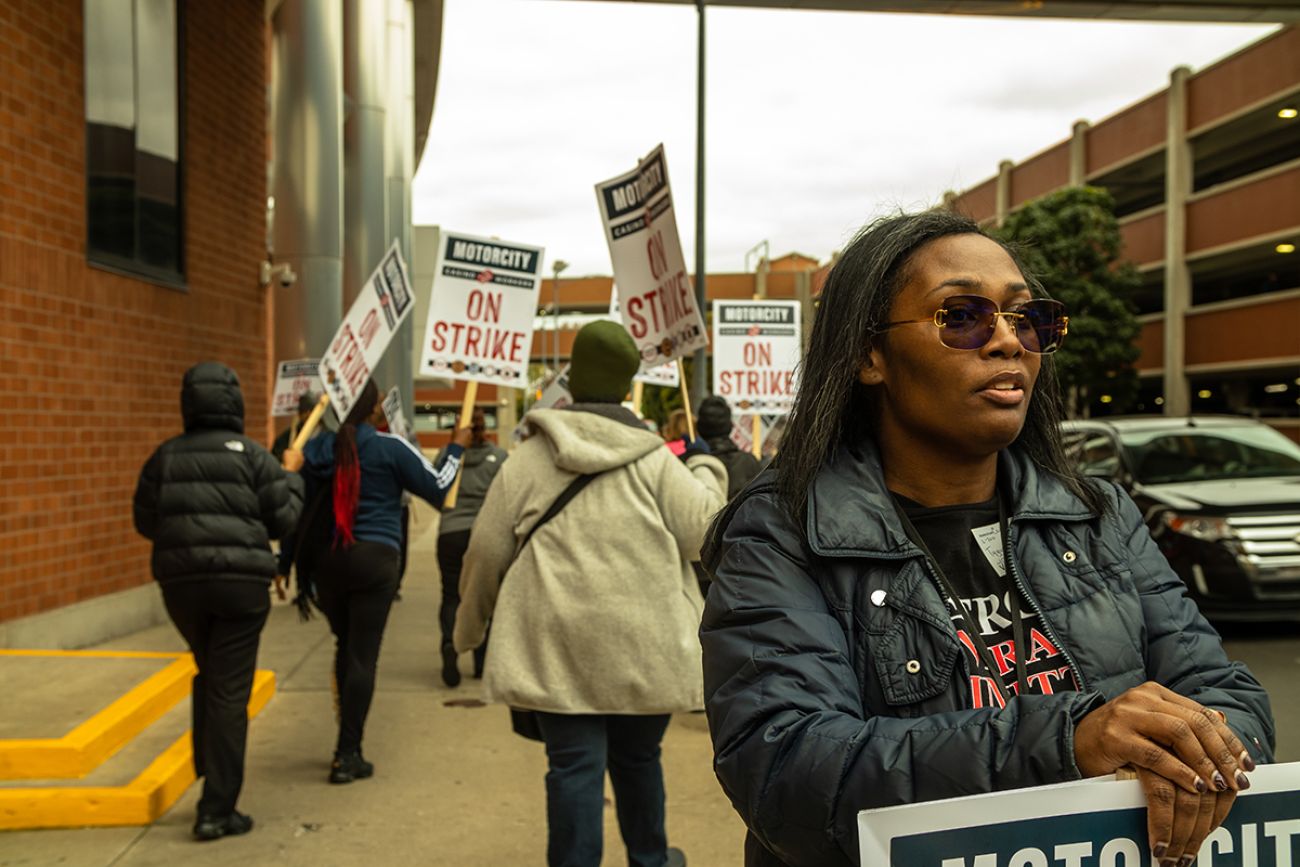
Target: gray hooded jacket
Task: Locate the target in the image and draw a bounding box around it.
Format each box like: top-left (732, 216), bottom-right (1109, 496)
top-left (438, 441), bottom-right (508, 536)
top-left (455, 406), bottom-right (727, 714)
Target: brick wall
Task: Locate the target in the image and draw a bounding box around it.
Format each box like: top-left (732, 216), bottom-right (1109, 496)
top-left (0, 0), bottom-right (269, 622)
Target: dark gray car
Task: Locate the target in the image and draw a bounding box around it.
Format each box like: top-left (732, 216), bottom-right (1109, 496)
top-left (1062, 415), bottom-right (1300, 620)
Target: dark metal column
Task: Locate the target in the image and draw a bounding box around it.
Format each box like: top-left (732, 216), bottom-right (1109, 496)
top-left (692, 0), bottom-right (707, 406)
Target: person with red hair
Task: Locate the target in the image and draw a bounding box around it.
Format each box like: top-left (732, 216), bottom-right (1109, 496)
top-left (298, 380), bottom-right (472, 783)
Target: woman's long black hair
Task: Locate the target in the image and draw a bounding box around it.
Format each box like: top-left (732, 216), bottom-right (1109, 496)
top-left (774, 210), bottom-right (1107, 520)
top-left (332, 380), bottom-right (381, 546)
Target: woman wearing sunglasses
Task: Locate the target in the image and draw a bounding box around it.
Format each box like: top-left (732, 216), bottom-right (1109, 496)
top-left (699, 211), bottom-right (1274, 867)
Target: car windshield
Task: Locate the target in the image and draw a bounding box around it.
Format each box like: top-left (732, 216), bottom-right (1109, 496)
top-left (1121, 425), bottom-right (1300, 484)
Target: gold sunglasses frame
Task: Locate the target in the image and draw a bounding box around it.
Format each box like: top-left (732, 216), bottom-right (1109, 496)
top-left (878, 299), bottom-right (1070, 354)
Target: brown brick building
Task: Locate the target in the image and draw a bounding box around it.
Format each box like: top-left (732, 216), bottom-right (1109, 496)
top-left (0, 0), bottom-right (433, 642)
top-left (0, 0), bottom-right (270, 630)
top-left (949, 26), bottom-right (1300, 439)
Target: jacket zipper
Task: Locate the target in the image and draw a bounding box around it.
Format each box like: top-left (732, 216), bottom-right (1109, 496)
top-left (912, 555), bottom-right (975, 686)
top-left (1004, 520), bottom-right (1088, 693)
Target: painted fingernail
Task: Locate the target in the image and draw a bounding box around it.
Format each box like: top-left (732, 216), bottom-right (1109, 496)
top-left (1160, 858), bottom-right (1177, 867)
top-left (1195, 776), bottom-right (1208, 793)
top-left (1240, 751), bottom-right (1256, 772)
top-left (1153, 843), bottom-right (1168, 859)
top-left (1178, 856), bottom-right (1195, 867)
top-left (1212, 770), bottom-right (1228, 791)
top-left (1236, 771), bottom-right (1251, 790)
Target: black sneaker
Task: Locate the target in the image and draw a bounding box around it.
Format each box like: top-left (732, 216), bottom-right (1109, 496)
top-left (665, 847), bottom-right (687, 867)
top-left (193, 811), bottom-right (254, 841)
top-left (328, 751), bottom-right (374, 784)
top-left (441, 644), bottom-right (461, 688)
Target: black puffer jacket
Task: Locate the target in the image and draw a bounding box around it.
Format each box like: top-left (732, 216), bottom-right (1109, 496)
top-left (705, 435), bottom-right (762, 501)
top-left (133, 363), bottom-right (304, 586)
top-left (700, 440), bottom-right (1275, 867)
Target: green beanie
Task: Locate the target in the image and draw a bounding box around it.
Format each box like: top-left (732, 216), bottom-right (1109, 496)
top-left (568, 320), bottom-right (640, 403)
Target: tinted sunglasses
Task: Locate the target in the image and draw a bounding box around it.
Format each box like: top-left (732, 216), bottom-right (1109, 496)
top-left (876, 295), bottom-right (1068, 355)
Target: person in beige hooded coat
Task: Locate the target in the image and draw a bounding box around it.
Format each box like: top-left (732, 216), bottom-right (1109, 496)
top-left (455, 321), bottom-right (726, 867)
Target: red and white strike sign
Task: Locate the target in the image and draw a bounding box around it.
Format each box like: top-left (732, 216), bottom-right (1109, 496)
top-left (320, 240), bottom-right (415, 421)
top-left (595, 144), bottom-right (708, 369)
top-left (711, 300), bottom-right (801, 415)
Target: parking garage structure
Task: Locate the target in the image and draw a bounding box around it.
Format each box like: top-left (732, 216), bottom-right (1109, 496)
top-left (949, 25), bottom-right (1300, 442)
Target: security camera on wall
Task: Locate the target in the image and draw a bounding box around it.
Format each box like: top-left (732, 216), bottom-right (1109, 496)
top-left (259, 260), bottom-right (298, 289)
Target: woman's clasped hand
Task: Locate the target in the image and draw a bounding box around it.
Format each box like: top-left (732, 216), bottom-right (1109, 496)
top-left (1074, 682), bottom-right (1253, 864)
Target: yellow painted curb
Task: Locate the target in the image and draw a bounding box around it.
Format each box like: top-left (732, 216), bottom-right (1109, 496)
top-left (0, 653), bottom-right (195, 780)
top-left (0, 669), bottom-right (275, 830)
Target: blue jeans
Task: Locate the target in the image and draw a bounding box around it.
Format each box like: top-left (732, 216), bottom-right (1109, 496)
top-left (534, 712), bottom-right (672, 867)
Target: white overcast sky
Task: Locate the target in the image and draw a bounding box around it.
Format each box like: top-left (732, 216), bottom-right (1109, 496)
top-left (413, 0), bottom-right (1275, 276)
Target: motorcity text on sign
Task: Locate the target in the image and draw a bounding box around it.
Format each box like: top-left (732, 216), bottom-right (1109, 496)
top-left (419, 231), bottom-right (544, 389)
top-left (711, 300), bottom-right (801, 415)
top-left (595, 144), bottom-right (708, 367)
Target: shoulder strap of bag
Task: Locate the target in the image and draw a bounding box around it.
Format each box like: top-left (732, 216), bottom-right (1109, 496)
top-left (516, 472), bottom-right (600, 557)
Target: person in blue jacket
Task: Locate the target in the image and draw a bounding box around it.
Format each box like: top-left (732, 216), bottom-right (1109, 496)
top-left (699, 211), bottom-right (1275, 867)
top-left (299, 379), bottom-right (471, 783)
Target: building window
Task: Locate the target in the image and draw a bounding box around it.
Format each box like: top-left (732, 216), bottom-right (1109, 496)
top-left (84, 0), bottom-right (183, 283)
top-left (1190, 368), bottom-right (1300, 420)
top-left (1091, 150), bottom-right (1165, 218)
top-left (1191, 251), bottom-right (1300, 307)
top-left (1192, 96), bottom-right (1300, 193)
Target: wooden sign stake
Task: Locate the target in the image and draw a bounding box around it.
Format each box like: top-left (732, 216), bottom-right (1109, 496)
top-left (290, 394), bottom-right (330, 452)
top-left (443, 381), bottom-right (479, 509)
top-left (677, 359), bottom-right (697, 442)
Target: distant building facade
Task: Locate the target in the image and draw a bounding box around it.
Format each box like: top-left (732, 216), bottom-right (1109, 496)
top-left (949, 26), bottom-right (1300, 439)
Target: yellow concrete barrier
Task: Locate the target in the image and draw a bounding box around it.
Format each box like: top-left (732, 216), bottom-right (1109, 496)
top-left (0, 669), bottom-right (275, 830)
top-left (0, 651), bottom-right (195, 780)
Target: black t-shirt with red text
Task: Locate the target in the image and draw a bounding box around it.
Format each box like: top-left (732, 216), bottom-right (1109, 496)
top-left (895, 493), bottom-right (1079, 709)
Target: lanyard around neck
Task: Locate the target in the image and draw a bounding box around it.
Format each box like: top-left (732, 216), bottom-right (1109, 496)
top-left (891, 491), bottom-right (1029, 708)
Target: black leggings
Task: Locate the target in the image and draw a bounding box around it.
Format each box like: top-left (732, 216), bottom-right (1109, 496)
top-left (437, 529), bottom-right (487, 671)
top-left (315, 541), bottom-right (400, 755)
top-left (162, 581), bottom-right (269, 817)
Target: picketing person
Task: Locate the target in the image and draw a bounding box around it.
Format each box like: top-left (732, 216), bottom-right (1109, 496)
top-left (699, 211), bottom-right (1275, 867)
top-left (692, 396), bottom-right (762, 598)
top-left (271, 390), bottom-right (321, 463)
top-left (696, 396), bottom-right (761, 500)
top-left (435, 407), bottom-right (507, 686)
top-left (274, 391), bottom-right (323, 600)
top-left (294, 380), bottom-right (472, 783)
top-left (661, 408), bottom-right (690, 456)
top-left (453, 320), bottom-right (727, 867)
top-left (133, 362), bottom-right (304, 841)
top-left (365, 389), bottom-right (415, 600)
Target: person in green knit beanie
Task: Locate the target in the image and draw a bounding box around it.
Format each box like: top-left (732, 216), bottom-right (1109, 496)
top-left (567, 319), bottom-right (641, 403)
top-left (454, 316), bottom-right (727, 867)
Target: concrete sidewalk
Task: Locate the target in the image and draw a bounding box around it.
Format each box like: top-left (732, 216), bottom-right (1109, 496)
top-left (1, 503), bottom-right (748, 866)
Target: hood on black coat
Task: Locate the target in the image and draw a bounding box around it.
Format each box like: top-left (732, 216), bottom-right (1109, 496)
top-left (704, 435), bottom-right (739, 455)
top-left (181, 362), bottom-right (245, 433)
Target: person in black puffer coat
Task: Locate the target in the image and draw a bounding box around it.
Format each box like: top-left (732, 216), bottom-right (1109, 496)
top-left (692, 397), bottom-right (761, 598)
top-left (133, 362), bottom-right (304, 842)
top-left (696, 396), bottom-right (761, 500)
top-left (700, 213), bottom-right (1274, 867)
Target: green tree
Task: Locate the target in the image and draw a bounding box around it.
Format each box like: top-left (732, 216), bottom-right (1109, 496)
top-left (993, 186), bottom-right (1142, 418)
